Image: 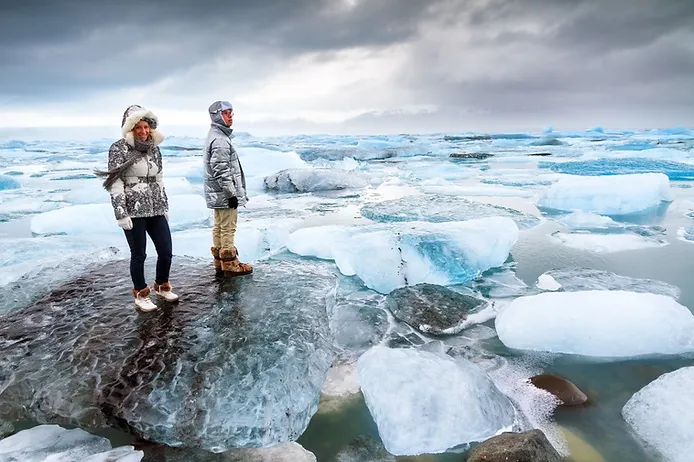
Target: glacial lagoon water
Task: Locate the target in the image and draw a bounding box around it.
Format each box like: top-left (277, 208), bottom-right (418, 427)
top-left (1, 127), bottom-right (693, 461)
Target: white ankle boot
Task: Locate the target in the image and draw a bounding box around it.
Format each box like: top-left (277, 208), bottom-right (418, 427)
top-left (132, 287), bottom-right (158, 312)
top-left (153, 282), bottom-right (179, 302)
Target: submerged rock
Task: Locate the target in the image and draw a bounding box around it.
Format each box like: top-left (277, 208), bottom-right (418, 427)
top-left (466, 430), bottom-right (562, 462)
top-left (0, 258), bottom-right (338, 452)
top-left (529, 374), bottom-right (588, 406)
top-left (334, 435), bottom-right (396, 461)
top-left (449, 152), bottom-right (493, 160)
top-left (385, 283), bottom-right (486, 336)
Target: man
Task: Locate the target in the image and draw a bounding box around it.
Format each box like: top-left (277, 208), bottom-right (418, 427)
top-left (203, 100), bottom-right (253, 276)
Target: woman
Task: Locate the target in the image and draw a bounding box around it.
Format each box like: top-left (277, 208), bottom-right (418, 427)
top-left (96, 104), bottom-right (179, 312)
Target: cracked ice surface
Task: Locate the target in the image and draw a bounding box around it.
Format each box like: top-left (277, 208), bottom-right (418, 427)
top-left (0, 258), bottom-right (337, 452)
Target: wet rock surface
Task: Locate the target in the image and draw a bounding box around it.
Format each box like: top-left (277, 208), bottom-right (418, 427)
top-left (0, 257), bottom-right (338, 452)
top-left (466, 430), bottom-right (562, 462)
top-left (385, 283), bottom-right (485, 336)
top-left (530, 374), bottom-right (589, 406)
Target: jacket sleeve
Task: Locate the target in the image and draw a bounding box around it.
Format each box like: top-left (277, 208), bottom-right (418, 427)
top-left (107, 143), bottom-right (128, 220)
top-left (155, 147), bottom-right (169, 212)
top-left (209, 139), bottom-right (238, 198)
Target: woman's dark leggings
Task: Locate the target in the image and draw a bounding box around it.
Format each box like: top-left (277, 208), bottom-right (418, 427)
top-left (123, 215), bottom-right (172, 290)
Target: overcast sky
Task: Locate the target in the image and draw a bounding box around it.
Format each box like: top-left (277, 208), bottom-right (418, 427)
top-left (1, 0), bottom-right (693, 135)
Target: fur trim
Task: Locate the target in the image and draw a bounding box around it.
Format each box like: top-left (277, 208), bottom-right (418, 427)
top-left (124, 129), bottom-right (165, 147)
top-left (133, 287), bottom-right (150, 298)
top-left (122, 108), bottom-right (165, 147)
top-left (210, 246), bottom-right (221, 259)
top-left (154, 282), bottom-right (172, 291)
top-left (219, 248), bottom-right (237, 261)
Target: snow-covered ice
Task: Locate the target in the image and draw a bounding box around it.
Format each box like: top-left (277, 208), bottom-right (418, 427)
top-left (537, 173), bottom-right (672, 215)
top-left (622, 367), bottom-right (694, 462)
top-left (495, 291), bottom-right (694, 357)
top-left (356, 345), bottom-right (516, 455)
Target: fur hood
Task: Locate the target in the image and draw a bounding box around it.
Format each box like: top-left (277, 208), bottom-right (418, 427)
top-left (121, 104), bottom-right (165, 147)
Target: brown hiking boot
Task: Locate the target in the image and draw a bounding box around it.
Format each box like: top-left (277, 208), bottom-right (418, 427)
top-left (211, 246), bottom-right (224, 275)
top-left (219, 248), bottom-right (253, 277)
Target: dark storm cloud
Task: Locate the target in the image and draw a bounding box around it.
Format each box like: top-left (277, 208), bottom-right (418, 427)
top-left (0, 0), bottom-right (442, 100)
top-left (403, 0), bottom-right (694, 127)
top-left (1, 0), bottom-right (693, 129)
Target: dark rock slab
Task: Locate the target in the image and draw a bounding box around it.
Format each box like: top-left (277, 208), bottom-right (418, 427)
top-left (530, 374), bottom-right (588, 406)
top-left (385, 283), bottom-right (485, 336)
top-left (0, 257), bottom-right (338, 452)
top-left (467, 430), bottom-right (562, 462)
top-left (449, 152), bottom-right (494, 160)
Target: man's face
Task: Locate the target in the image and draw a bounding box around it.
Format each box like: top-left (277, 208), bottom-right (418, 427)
top-left (221, 109), bottom-right (233, 127)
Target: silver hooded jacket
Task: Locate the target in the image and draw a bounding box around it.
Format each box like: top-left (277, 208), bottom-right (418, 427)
top-left (203, 102), bottom-right (248, 209)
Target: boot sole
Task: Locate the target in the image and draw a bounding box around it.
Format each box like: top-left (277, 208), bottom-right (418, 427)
top-left (223, 270), bottom-right (253, 277)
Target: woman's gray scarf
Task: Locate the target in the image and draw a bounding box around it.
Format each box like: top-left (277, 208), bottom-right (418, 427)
top-left (94, 138), bottom-right (154, 190)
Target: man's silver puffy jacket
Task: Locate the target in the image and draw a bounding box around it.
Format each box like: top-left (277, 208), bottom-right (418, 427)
top-left (203, 107), bottom-right (248, 209)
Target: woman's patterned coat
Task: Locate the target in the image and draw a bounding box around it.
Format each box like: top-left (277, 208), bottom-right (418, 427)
top-left (107, 138), bottom-right (169, 220)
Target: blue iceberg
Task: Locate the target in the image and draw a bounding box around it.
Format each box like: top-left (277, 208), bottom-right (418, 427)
top-left (539, 158), bottom-right (694, 181)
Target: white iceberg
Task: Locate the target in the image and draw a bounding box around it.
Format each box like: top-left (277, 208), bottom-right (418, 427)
top-left (495, 291), bottom-right (694, 357)
top-left (622, 367), bottom-right (694, 462)
top-left (537, 173), bottom-right (672, 215)
top-left (30, 194), bottom-right (209, 235)
top-left (356, 345), bottom-right (516, 456)
top-left (0, 424), bottom-right (143, 462)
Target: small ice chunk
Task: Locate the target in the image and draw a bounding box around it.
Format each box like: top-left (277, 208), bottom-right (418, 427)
top-left (537, 269), bottom-right (680, 299)
top-left (549, 231), bottom-right (667, 253)
top-left (263, 168), bottom-right (367, 193)
top-left (622, 367), bottom-right (694, 462)
top-left (495, 291), bottom-right (694, 357)
top-left (0, 424), bottom-right (143, 462)
top-left (537, 173), bottom-right (672, 215)
top-left (554, 212), bottom-right (618, 230)
top-left (537, 274), bottom-right (562, 291)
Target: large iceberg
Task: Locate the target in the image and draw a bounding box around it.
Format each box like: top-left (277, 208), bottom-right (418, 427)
top-left (0, 424), bottom-right (142, 461)
top-left (30, 194), bottom-right (210, 235)
top-left (622, 367), bottom-right (694, 462)
top-left (495, 291), bottom-right (694, 357)
top-left (536, 173), bottom-right (672, 215)
top-left (356, 345), bottom-right (517, 456)
top-left (0, 258), bottom-right (337, 452)
top-left (263, 168), bottom-right (367, 193)
top-left (360, 194), bottom-right (541, 229)
top-left (287, 217), bottom-right (519, 294)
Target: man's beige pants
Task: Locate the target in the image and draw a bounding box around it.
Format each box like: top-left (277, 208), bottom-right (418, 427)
top-left (213, 208), bottom-right (238, 250)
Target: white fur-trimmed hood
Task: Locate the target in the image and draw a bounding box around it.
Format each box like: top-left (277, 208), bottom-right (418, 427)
top-left (121, 106), bottom-right (165, 146)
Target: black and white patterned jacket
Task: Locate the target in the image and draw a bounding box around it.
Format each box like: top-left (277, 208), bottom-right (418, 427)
top-left (107, 138), bottom-right (169, 220)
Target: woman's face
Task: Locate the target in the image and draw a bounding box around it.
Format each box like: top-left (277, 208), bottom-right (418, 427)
top-left (132, 120), bottom-right (151, 141)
